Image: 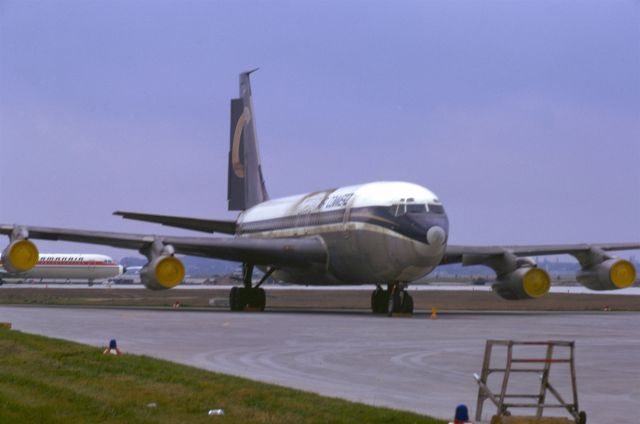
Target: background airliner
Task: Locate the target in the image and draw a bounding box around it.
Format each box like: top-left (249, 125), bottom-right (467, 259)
top-left (0, 253), bottom-right (123, 285)
top-left (1, 71), bottom-right (638, 315)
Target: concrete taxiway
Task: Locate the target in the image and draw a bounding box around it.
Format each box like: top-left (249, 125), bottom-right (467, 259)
top-left (1, 306), bottom-right (638, 422)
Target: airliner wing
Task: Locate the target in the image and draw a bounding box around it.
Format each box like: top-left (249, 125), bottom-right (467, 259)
top-left (113, 211), bottom-right (237, 234)
top-left (0, 225), bottom-right (326, 267)
top-left (442, 243), bottom-right (640, 264)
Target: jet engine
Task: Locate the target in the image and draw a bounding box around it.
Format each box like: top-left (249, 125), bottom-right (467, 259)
top-left (492, 266), bottom-right (551, 300)
top-left (139, 255), bottom-right (185, 290)
top-left (576, 258), bottom-right (636, 291)
top-left (1, 239), bottom-right (39, 273)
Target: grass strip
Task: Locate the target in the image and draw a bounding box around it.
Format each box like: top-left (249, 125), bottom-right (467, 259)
top-left (0, 330), bottom-right (445, 424)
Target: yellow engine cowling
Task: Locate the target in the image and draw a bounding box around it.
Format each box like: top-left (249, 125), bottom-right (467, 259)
top-left (139, 255), bottom-right (185, 290)
top-left (1, 239), bottom-right (39, 273)
top-left (577, 259), bottom-right (636, 291)
top-left (492, 267), bottom-right (551, 300)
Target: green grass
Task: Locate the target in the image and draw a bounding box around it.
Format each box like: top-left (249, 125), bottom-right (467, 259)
top-left (0, 330), bottom-right (445, 424)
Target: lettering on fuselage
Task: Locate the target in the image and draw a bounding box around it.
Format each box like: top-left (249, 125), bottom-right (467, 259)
top-left (296, 192), bottom-right (328, 214)
top-left (40, 256), bottom-right (84, 263)
top-left (35, 256), bottom-right (112, 265)
top-left (319, 193), bottom-right (354, 209)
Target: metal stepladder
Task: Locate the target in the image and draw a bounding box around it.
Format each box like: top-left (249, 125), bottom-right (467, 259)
top-left (473, 340), bottom-right (587, 424)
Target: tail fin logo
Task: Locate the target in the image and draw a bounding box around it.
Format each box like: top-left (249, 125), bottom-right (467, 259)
top-left (231, 107), bottom-right (252, 178)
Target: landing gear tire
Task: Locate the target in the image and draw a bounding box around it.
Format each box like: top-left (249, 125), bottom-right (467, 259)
top-left (248, 288), bottom-right (266, 311)
top-left (578, 411), bottom-right (587, 424)
top-left (402, 293), bottom-right (414, 314)
top-left (230, 286), bottom-right (249, 311)
top-left (370, 288), bottom-right (389, 314)
top-left (258, 288), bottom-right (266, 310)
top-left (229, 287), bottom-right (266, 311)
top-left (229, 286), bottom-right (242, 311)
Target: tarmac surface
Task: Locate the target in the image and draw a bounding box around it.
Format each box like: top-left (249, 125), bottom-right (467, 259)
top-left (1, 306), bottom-right (639, 422)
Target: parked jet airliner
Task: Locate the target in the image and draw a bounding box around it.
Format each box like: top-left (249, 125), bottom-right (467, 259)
top-left (1, 71), bottom-right (638, 315)
top-left (0, 253), bottom-right (123, 285)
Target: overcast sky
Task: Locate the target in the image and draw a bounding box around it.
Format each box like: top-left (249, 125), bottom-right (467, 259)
top-left (1, 0), bottom-right (639, 260)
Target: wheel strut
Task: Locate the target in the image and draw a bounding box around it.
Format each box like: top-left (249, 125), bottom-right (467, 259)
top-left (255, 267), bottom-right (276, 289)
top-left (242, 263), bottom-right (254, 289)
top-left (386, 282), bottom-right (414, 316)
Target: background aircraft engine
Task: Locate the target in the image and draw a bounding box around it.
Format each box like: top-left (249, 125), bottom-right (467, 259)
top-left (576, 259), bottom-right (636, 291)
top-left (139, 255), bottom-right (185, 290)
top-left (492, 266), bottom-right (551, 300)
top-left (1, 239), bottom-right (39, 273)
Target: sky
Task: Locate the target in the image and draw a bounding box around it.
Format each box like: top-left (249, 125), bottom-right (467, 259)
top-left (1, 0), bottom-right (639, 261)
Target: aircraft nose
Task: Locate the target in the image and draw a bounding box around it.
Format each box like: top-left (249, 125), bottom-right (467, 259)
top-left (426, 226), bottom-right (446, 246)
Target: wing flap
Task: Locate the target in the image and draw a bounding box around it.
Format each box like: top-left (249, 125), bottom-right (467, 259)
top-left (113, 211), bottom-right (236, 234)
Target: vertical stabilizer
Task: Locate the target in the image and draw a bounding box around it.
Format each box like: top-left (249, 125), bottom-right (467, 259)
top-left (228, 69), bottom-right (269, 211)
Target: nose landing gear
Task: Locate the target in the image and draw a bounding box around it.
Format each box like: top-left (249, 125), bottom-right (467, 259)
top-left (371, 285), bottom-right (389, 313)
top-left (371, 282), bottom-right (414, 316)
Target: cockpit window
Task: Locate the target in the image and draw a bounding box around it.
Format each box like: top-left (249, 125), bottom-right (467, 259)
top-left (390, 204), bottom-right (404, 216)
top-left (390, 202), bottom-right (427, 216)
top-left (427, 203), bottom-right (445, 214)
top-left (406, 204), bottom-right (426, 213)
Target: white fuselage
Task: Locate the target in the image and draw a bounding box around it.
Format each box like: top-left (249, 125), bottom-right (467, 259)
top-left (0, 254), bottom-right (123, 281)
top-left (236, 182), bottom-right (449, 284)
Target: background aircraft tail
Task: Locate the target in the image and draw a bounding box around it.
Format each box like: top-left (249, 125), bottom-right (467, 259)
top-left (227, 69), bottom-right (269, 211)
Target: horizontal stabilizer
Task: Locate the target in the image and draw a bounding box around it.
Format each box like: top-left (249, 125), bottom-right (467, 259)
top-left (113, 211), bottom-right (236, 235)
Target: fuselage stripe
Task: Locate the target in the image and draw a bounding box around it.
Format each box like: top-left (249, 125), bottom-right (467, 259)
top-left (238, 205), bottom-right (448, 245)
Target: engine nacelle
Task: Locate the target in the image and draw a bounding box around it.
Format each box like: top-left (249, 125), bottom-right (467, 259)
top-left (1, 239), bottom-right (39, 273)
top-left (139, 255), bottom-right (185, 290)
top-left (577, 258), bottom-right (636, 291)
top-left (492, 266), bottom-right (551, 300)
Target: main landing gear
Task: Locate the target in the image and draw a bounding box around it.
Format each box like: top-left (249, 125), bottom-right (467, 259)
top-left (229, 264), bottom-right (275, 312)
top-left (371, 282), bottom-right (414, 316)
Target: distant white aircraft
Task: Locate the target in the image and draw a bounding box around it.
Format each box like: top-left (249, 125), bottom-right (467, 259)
top-left (0, 253), bottom-right (123, 285)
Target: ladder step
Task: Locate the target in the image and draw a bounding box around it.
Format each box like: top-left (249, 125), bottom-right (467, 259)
top-left (519, 341), bottom-right (574, 346)
top-left (488, 368), bottom-right (547, 373)
top-left (502, 394), bottom-right (542, 398)
top-left (503, 403), bottom-right (574, 409)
